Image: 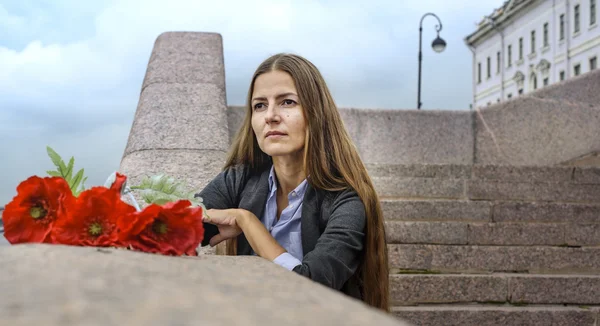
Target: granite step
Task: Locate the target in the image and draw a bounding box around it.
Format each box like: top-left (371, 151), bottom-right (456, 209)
top-left (368, 164), bottom-right (600, 202)
top-left (372, 176), bottom-right (600, 202)
top-left (388, 244), bottom-right (600, 274)
top-left (390, 274), bottom-right (600, 305)
top-left (391, 305), bottom-right (598, 326)
top-left (366, 163), bottom-right (600, 184)
top-left (380, 199), bottom-right (492, 222)
top-left (384, 220), bottom-right (600, 246)
top-left (380, 199), bottom-right (600, 224)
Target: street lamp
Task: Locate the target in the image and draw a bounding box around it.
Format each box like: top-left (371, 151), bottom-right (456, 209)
top-left (417, 13), bottom-right (446, 109)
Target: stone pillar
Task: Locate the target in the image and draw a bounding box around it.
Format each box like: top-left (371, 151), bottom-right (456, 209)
top-left (119, 32), bottom-right (230, 255)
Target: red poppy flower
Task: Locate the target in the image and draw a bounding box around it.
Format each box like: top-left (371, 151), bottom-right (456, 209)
top-left (118, 200), bottom-right (204, 256)
top-left (2, 176), bottom-right (74, 244)
top-left (109, 172), bottom-right (127, 194)
top-left (52, 186), bottom-right (136, 247)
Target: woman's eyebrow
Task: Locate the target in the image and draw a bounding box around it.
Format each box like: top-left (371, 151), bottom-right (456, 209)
top-left (251, 96), bottom-right (267, 102)
top-left (275, 92), bottom-right (298, 99)
top-left (252, 92), bottom-right (298, 102)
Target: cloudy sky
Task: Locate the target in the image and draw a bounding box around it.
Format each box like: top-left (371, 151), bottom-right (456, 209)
top-left (0, 0), bottom-right (501, 206)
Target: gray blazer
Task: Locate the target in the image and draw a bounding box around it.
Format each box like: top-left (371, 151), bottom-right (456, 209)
top-left (196, 164), bottom-right (366, 301)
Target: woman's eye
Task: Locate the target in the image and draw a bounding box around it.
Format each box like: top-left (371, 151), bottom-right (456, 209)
top-left (282, 99), bottom-right (296, 106)
top-left (253, 103), bottom-right (266, 110)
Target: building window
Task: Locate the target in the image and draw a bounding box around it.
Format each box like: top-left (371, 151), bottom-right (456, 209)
top-left (507, 45), bottom-right (512, 67)
top-left (532, 75), bottom-right (538, 90)
top-left (519, 38), bottom-right (523, 59)
top-left (531, 30), bottom-right (536, 53)
top-left (544, 78), bottom-right (549, 86)
top-left (518, 88), bottom-right (524, 95)
top-left (591, 57), bottom-right (598, 70)
top-left (478, 62), bottom-right (482, 83)
top-left (560, 14), bottom-right (565, 40)
top-left (592, 0), bottom-right (597, 26)
top-left (507, 93), bottom-right (513, 99)
top-left (574, 64), bottom-right (581, 76)
top-left (575, 5), bottom-right (580, 33)
top-left (543, 23), bottom-right (549, 47)
top-left (497, 52), bottom-right (501, 73)
top-left (560, 70), bottom-right (565, 81)
top-left (487, 57), bottom-right (491, 78)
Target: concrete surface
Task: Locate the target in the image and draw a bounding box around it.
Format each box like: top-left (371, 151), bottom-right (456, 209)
top-left (0, 244), bottom-right (410, 326)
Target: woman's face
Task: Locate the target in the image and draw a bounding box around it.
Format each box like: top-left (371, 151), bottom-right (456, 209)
top-left (251, 70), bottom-right (307, 159)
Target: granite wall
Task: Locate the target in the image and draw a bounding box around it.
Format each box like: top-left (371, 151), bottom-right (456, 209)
top-left (228, 69), bottom-right (600, 167)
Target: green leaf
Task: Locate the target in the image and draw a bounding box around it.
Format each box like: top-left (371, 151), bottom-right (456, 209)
top-left (150, 198), bottom-right (171, 206)
top-left (131, 174), bottom-right (204, 206)
top-left (70, 169), bottom-right (84, 195)
top-left (46, 146), bottom-right (67, 177)
top-left (43, 146), bottom-right (88, 196)
top-left (46, 170), bottom-right (62, 177)
top-left (65, 157), bottom-right (74, 182)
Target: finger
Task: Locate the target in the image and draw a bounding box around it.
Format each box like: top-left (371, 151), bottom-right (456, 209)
top-left (209, 233), bottom-right (226, 247)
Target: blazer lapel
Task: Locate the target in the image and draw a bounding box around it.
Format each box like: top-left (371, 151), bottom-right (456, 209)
top-left (300, 184), bottom-right (321, 255)
top-left (236, 167), bottom-right (271, 255)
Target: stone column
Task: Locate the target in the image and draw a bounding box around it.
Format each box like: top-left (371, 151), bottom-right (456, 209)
top-left (119, 32), bottom-right (230, 255)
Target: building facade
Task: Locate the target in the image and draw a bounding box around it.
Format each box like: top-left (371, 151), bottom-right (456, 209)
top-left (465, 0), bottom-right (599, 108)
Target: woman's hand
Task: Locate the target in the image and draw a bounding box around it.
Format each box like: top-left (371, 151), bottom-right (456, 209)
top-left (203, 208), bottom-right (287, 261)
top-left (203, 208), bottom-right (249, 247)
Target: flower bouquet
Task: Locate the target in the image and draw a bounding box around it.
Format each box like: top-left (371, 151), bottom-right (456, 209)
top-left (1, 146), bottom-right (206, 256)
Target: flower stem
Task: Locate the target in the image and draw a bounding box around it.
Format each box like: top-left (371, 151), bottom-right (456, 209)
top-left (124, 187), bottom-right (141, 212)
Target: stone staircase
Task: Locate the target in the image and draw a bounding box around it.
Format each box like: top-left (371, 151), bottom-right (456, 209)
top-left (366, 163), bottom-right (600, 325)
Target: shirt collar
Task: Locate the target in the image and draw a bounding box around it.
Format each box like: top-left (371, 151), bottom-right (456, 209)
top-left (268, 165), bottom-right (308, 198)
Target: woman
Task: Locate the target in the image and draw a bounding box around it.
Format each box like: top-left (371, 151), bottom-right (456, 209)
top-left (197, 53), bottom-right (389, 312)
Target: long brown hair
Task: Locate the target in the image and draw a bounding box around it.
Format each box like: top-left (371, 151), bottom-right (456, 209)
top-left (224, 53), bottom-right (389, 312)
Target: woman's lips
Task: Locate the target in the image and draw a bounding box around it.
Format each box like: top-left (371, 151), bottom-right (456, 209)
top-left (266, 131), bottom-right (287, 138)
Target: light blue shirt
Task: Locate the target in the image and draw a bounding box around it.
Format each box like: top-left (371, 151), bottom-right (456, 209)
top-left (262, 166), bottom-right (307, 271)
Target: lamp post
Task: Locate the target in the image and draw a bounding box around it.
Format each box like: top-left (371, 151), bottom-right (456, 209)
top-left (417, 13), bottom-right (446, 109)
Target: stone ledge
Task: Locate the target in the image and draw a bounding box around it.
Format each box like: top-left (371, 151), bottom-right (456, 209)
top-left (367, 165), bottom-right (600, 201)
top-left (339, 109), bottom-right (474, 165)
top-left (467, 223), bottom-right (565, 246)
top-left (384, 219), bottom-right (599, 246)
top-left (388, 244), bottom-right (600, 273)
top-left (492, 202), bottom-right (600, 223)
top-left (565, 224), bottom-right (600, 246)
top-left (392, 305), bottom-right (597, 326)
top-left (0, 244), bottom-right (409, 326)
top-left (474, 96), bottom-right (600, 167)
top-left (391, 274), bottom-right (600, 305)
top-left (467, 180), bottom-right (600, 203)
top-left (385, 221), bottom-right (468, 245)
top-left (471, 165), bottom-right (574, 183)
top-left (381, 199), bottom-right (491, 222)
top-left (531, 68), bottom-right (600, 106)
top-left (574, 167), bottom-right (600, 184)
top-left (365, 164), bottom-right (470, 179)
top-left (390, 274), bottom-right (506, 305)
top-left (509, 275), bottom-right (600, 305)
top-left (372, 177), bottom-right (465, 199)
top-left (366, 164), bottom-right (600, 185)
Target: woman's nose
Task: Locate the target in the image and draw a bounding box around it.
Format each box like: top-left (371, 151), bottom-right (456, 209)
top-left (265, 104), bottom-right (280, 123)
